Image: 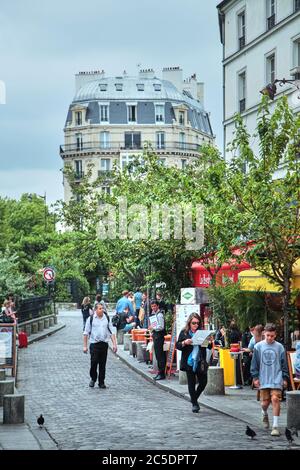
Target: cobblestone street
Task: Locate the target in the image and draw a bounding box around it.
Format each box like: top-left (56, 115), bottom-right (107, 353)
top-left (17, 311), bottom-right (288, 450)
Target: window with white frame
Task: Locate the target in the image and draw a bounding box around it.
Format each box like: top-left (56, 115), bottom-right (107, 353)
top-left (238, 71), bottom-right (246, 113)
top-left (156, 132), bottom-right (165, 149)
top-left (238, 11), bottom-right (246, 50)
top-left (121, 154), bottom-right (135, 171)
top-left (155, 104), bottom-right (165, 123)
top-left (124, 132), bottom-right (141, 149)
top-left (75, 111), bottom-right (82, 126)
top-left (100, 131), bottom-right (110, 149)
top-left (75, 160), bottom-right (83, 178)
top-left (266, 53), bottom-right (276, 85)
top-left (128, 104), bottom-right (137, 123)
top-left (76, 133), bottom-right (83, 151)
top-left (179, 132), bottom-right (185, 149)
top-left (101, 186), bottom-right (111, 195)
top-left (266, 0), bottom-right (276, 30)
top-left (100, 104), bottom-right (109, 123)
top-left (179, 111), bottom-right (185, 125)
top-left (181, 159), bottom-right (187, 169)
top-left (293, 38), bottom-right (300, 67)
top-left (100, 158), bottom-right (111, 172)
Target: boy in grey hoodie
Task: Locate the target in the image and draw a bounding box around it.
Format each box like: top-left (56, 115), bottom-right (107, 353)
top-left (251, 323), bottom-right (289, 437)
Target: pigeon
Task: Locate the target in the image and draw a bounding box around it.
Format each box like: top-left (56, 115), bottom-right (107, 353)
top-left (246, 426), bottom-right (256, 439)
top-left (37, 414), bottom-right (44, 428)
top-left (291, 428), bottom-right (299, 438)
top-left (285, 428), bottom-right (294, 444)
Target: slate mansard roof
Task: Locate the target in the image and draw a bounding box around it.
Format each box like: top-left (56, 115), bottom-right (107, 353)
top-left (66, 76), bottom-right (213, 136)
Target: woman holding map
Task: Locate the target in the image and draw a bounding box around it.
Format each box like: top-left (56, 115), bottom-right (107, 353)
top-left (176, 313), bottom-right (212, 413)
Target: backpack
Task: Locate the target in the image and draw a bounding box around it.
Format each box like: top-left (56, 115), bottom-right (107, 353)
top-left (90, 312), bottom-right (112, 335)
top-left (111, 313), bottom-right (121, 328)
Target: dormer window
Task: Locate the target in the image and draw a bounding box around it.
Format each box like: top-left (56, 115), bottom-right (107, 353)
top-left (75, 111), bottom-right (82, 126)
top-left (100, 104), bottom-right (109, 123)
top-left (179, 111), bottom-right (185, 125)
top-left (99, 83), bottom-right (108, 91)
top-left (137, 83), bottom-right (145, 91)
top-left (155, 104), bottom-right (165, 123)
top-left (127, 104), bottom-right (137, 123)
top-left (115, 83), bottom-right (123, 91)
top-left (153, 83), bottom-right (161, 92)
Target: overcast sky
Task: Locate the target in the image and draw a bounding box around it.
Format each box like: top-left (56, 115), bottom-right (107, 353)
top-left (0, 0), bottom-right (222, 204)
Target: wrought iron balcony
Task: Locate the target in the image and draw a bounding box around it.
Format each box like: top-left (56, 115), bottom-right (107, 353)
top-left (60, 141), bottom-right (203, 156)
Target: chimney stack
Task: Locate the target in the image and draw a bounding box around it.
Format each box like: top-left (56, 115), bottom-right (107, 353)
top-left (75, 70), bottom-right (105, 93)
top-left (162, 66), bottom-right (183, 92)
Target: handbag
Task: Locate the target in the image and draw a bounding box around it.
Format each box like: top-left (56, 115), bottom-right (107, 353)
top-left (199, 358), bottom-right (208, 374)
top-left (138, 306), bottom-right (145, 323)
top-left (0, 312), bottom-right (14, 323)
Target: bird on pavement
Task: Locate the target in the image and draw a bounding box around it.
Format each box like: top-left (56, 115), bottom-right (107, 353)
top-left (246, 426), bottom-right (256, 439)
top-left (37, 414), bottom-right (44, 428)
top-left (285, 428), bottom-right (294, 444)
top-left (291, 428), bottom-right (298, 438)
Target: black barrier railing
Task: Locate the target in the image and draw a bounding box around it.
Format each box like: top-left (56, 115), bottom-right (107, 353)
top-left (17, 296), bottom-right (52, 324)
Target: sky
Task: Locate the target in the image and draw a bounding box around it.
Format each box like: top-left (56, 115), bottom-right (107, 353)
top-left (0, 0), bottom-right (222, 205)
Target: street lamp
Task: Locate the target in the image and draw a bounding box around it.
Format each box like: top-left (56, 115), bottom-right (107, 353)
top-left (260, 78), bottom-right (300, 100)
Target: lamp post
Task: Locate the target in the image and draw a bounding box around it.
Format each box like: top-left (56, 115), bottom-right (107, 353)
top-left (260, 78), bottom-right (300, 100)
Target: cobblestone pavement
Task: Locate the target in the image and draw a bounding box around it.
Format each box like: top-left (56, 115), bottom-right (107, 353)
top-left (17, 311), bottom-right (289, 450)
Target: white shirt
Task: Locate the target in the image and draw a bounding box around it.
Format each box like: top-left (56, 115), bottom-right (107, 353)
top-left (83, 313), bottom-right (113, 344)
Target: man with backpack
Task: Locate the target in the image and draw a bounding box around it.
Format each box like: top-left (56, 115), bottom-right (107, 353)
top-left (83, 303), bottom-right (117, 389)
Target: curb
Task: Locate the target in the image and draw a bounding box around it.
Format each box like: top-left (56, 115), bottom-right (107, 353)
top-left (27, 323), bottom-right (66, 346)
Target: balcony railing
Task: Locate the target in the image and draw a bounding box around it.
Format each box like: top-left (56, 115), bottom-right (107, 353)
top-left (267, 14), bottom-right (275, 30)
top-left (239, 35), bottom-right (245, 50)
top-left (98, 170), bottom-right (114, 177)
top-left (60, 141), bottom-right (202, 154)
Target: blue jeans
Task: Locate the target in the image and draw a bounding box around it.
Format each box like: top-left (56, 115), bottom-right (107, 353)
top-left (123, 323), bottom-right (135, 333)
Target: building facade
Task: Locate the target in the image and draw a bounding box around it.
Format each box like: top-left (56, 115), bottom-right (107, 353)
top-left (60, 67), bottom-right (214, 202)
top-left (217, 0), bottom-right (300, 159)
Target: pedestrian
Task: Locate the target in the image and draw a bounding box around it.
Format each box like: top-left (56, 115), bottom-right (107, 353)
top-left (228, 320), bottom-right (242, 344)
top-left (94, 293), bottom-right (107, 313)
top-left (141, 292), bottom-right (150, 328)
top-left (148, 300), bottom-right (166, 380)
top-left (118, 306), bottom-right (136, 333)
top-left (242, 325), bottom-right (264, 385)
top-left (83, 303), bottom-right (117, 388)
top-left (134, 287), bottom-right (143, 327)
top-left (81, 297), bottom-right (93, 331)
top-left (115, 290), bottom-right (134, 316)
top-left (176, 313), bottom-right (211, 413)
top-left (250, 323), bottom-right (289, 436)
top-left (155, 291), bottom-right (168, 314)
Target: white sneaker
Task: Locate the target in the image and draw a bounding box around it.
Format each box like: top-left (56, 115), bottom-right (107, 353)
top-left (271, 427), bottom-right (280, 437)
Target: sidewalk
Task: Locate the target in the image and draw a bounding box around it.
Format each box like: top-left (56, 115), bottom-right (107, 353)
top-left (0, 321), bottom-right (65, 450)
top-left (115, 344), bottom-right (287, 431)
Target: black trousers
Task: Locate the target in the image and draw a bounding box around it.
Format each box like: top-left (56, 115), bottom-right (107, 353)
top-left (89, 342), bottom-right (108, 385)
top-left (186, 367), bottom-right (208, 405)
top-left (153, 331), bottom-right (166, 375)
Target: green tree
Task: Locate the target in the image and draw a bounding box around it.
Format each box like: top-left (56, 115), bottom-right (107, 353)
top-left (202, 96), bottom-right (300, 348)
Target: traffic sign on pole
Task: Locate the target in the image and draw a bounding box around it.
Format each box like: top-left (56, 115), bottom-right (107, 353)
top-left (43, 267), bottom-right (56, 283)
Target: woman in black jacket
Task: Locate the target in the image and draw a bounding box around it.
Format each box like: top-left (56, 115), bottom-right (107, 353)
top-left (176, 313), bottom-right (212, 413)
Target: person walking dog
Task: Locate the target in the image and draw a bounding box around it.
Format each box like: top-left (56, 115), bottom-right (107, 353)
top-left (83, 303), bottom-right (117, 389)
